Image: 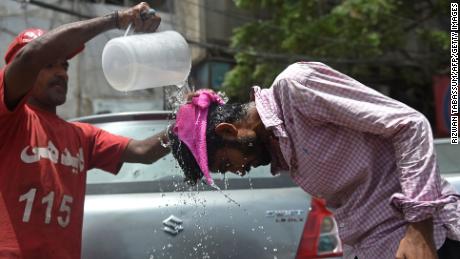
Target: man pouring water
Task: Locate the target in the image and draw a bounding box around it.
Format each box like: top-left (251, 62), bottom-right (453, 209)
top-left (0, 3), bottom-right (174, 258)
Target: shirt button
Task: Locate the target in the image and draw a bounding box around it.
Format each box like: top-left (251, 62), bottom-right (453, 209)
top-left (339, 223), bottom-right (345, 228)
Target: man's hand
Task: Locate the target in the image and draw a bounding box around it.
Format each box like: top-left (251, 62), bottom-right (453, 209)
top-left (118, 2), bottom-right (161, 32)
top-left (395, 219), bottom-right (438, 259)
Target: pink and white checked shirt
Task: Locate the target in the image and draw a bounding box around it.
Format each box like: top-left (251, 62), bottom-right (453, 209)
top-left (253, 62), bottom-right (460, 259)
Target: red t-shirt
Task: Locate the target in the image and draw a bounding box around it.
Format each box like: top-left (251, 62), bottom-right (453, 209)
top-left (0, 68), bottom-right (131, 259)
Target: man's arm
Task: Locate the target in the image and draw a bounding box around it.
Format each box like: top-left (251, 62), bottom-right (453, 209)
top-left (121, 130), bottom-right (171, 164)
top-left (4, 2), bottom-right (160, 109)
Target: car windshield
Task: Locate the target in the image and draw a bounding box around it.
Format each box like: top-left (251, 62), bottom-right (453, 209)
top-left (86, 119), bottom-right (273, 184)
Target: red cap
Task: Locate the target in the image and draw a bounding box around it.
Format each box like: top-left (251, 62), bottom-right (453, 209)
top-left (4, 28), bottom-right (85, 64)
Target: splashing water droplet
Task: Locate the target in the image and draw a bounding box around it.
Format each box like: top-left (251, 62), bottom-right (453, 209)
top-left (164, 81), bottom-right (194, 113)
top-left (159, 136), bottom-right (170, 148)
top-left (209, 183), bottom-right (221, 190)
top-left (224, 174), bottom-right (229, 190)
top-left (217, 91), bottom-right (229, 103)
top-left (217, 190), bottom-right (241, 207)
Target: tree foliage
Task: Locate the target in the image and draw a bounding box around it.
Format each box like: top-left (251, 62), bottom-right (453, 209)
top-left (223, 0), bottom-right (450, 120)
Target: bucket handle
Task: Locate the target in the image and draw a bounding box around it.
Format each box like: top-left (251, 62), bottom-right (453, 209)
top-left (124, 8), bottom-right (157, 37)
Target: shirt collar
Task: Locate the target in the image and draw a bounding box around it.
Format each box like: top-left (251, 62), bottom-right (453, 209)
top-left (252, 86), bottom-right (287, 138)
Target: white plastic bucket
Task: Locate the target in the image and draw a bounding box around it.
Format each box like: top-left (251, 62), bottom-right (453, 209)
top-left (102, 30), bottom-right (191, 91)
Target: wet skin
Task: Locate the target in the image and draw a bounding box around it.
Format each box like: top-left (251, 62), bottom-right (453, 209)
top-left (208, 103), bottom-right (291, 176)
top-left (210, 145), bottom-right (270, 176)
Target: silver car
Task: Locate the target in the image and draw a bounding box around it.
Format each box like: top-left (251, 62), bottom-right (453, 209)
top-left (74, 111), bottom-right (343, 259)
top-left (434, 138), bottom-right (460, 192)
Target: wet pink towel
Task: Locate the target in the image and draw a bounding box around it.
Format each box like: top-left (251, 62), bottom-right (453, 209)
top-left (174, 90), bottom-right (225, 185)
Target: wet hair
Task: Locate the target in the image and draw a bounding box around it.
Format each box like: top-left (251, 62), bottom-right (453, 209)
top-left (168, 102), bottom-right (248, 185)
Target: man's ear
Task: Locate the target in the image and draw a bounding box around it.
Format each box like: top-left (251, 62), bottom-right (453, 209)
top-left (215, 123), bottom-right (238, 140)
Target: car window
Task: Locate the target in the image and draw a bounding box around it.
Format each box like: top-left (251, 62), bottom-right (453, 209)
top-left (87, 119), bottom-right (273, 184)
top-left (435, 140), bottom-right (460, 174)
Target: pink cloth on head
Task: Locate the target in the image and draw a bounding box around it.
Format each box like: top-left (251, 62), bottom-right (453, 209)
top-left (174, 90), bottom-right (225, 185)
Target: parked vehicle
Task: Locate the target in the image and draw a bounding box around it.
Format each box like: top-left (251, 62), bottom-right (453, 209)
top-left (72, 111), bottom-right (343, 259)
top-left (434, 138), bottom-right (460, 192)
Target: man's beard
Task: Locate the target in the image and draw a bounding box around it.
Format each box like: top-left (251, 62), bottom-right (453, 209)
top-left (227, 135), bottom-right (272, 167)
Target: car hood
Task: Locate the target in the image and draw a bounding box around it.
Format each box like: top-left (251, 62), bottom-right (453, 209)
top-left (82, 183), bottom-right (310, 259)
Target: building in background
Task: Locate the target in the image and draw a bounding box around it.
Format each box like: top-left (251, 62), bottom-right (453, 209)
top-left (192, 0), bottom-right (251, 90)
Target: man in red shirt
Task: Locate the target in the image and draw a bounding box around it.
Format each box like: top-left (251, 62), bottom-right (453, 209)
top-left (0, 2), bottom-right (169, 258)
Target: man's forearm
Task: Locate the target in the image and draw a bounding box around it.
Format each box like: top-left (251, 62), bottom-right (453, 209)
top-left (143, 130), bottom-right (171, 164)
top-left (122, 130), bottom-right (171, 164)
top-left (26, 14), bottom-right (116, 68)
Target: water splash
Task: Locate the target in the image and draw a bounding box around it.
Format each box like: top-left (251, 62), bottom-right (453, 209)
top-left (161, 83), bottom-right (276, 257)
top-left (165, 81), bottom-right (194, 114)
top-left (224, 174), bottom-right (229, 190)
top-left (216, 91), bottom-right (229, 103)
top-left (248, 174), bottom-right (254, 189)
top-left (209, 183), bottom-right (221, 191)
top-left (216, 189), bottom-right (241, 207)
